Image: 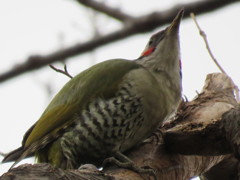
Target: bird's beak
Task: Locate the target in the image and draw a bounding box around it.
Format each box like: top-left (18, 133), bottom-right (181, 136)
top-left (167, 9), bottom-right (184, 35)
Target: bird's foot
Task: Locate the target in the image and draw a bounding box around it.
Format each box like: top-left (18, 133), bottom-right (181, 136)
top-left (103, 152), bottom-right (157, 180)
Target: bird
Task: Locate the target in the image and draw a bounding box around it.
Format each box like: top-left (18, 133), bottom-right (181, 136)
top-left (2, 10), bottom-right (183, 171)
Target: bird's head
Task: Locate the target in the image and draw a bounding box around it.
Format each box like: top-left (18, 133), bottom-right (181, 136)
top-left (137, 9), bottom-right (183, 74)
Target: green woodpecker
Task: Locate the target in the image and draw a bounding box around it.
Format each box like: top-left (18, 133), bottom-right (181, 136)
top-left (2, 10), bottom-right (183, 170)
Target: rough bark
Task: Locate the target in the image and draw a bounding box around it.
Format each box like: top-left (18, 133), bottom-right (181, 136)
top-left (1, 73), bottom-right (239, 179)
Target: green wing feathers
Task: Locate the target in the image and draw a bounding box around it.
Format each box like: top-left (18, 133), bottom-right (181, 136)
top-left (26, 59), bottom-right (140, 146)
top-left (2, 59), bottom-right (140, 164)
top-left (3, 59), bottom-right (140, 165)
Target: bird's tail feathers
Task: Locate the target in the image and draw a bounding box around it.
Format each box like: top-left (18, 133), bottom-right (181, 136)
top-left (1, 147), bottom-right (25, 164)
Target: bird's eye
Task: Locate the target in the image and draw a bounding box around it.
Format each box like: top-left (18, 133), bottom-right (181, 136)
top-left (148, 39), bottom-right (153, 46)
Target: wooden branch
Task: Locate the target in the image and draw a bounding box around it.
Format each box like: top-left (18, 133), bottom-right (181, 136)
top-left (181, 0), bottom-right (238, 19)
top-left (0, 163), bottom-right (113, 180)
top-left (200, 156), bottom-right (239, 180)
top-left (164, 73), bottom-right (237, 155)
top-left (0, 0), bottom-right (238, 83)
top-left (75, 0), bottom-right (134, 21)
top-left (1, 73), bottom-right (239, 179)
top-left (49, 64), bottom-right (73, 79)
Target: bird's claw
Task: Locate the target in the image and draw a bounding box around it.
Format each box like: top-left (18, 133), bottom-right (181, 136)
top-left (102, 153), bottom-right (157, 180)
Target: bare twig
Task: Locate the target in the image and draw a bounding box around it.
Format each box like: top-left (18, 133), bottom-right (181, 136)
top-left (190, 13), bottom-right (240, 103)
top-left (0, 0), bottom-right (238, 83)
top-left (75, 0), bottom-right (134, 22)
top-left (190, 13), bottom-right (226, 74)
top-left (49, 64), bottom-right (73, 79)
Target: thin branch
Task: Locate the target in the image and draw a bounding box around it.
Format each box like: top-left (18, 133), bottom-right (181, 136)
top-left (0, 0), bottom-right (238, 83)
top-left (75, 0), bottom-right (134, 22)
top-left (49, 64), bottom-right (73, 79)
top-left (190, 13), bottom-right (227, 74)
top-left (190, 12), bottom-right (240, 103)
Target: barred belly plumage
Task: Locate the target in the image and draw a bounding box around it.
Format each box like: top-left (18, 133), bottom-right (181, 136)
top-left (61, 82), bottom-right (144, 168)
